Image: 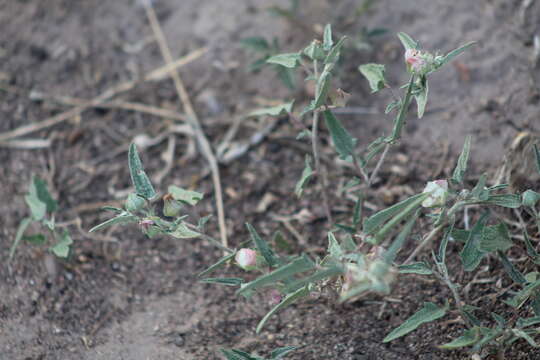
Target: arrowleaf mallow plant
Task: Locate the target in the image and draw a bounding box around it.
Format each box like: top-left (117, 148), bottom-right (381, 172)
top-left (10, 176), bottom-right (73, 264)
top-left (90, 28), bottom-right (540, 358)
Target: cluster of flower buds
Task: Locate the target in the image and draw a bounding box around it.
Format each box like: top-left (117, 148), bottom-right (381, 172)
top-left (341, 256), bottom-right (396, 300)
top-left (404, 48), bottom-right (439, 75)
top-left (421, 180), bottom-right (449, 208)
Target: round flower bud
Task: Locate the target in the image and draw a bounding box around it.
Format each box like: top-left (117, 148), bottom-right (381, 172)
top-left (235, 248), bottom-right (258, 271)
top-left (126, 193), bottom-right (146, 212)
top-left (422, 180), bottom-right (448, 208)
top-left (163, 193), bottom-right (182, 217)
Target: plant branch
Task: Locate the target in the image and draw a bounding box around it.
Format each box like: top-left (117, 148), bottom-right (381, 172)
top-left (144, 2), bottom-right (229, 249)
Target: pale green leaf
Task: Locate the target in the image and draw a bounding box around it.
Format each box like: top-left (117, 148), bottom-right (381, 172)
top-left (89, 213), bottom-right (138, 233)
top-left (266, 53), bottom-right (300, 68)
top-left (438, 328), bottom-right (479, 349)
top-left (9, 217), bottom-right (32, 264)
top-left (323, 110), bottom-right (356, 160)
top-left (200, 277), bottom-right (244, 286)
top-left (248, 100), bottom-right (294, 117)
top-left (452, 135), bottom-right (471, 184)
top-left (359, 63), bottom-right (386, 93)
top-left (169, 223), bottom-right (201, 239)
top-left (128, 143), bottom-right (156, 200)
top-left (168, 185), bottom-right (204, 206)
top-left (397, 32), bottom-right (418, 50)
top-left (479, 223), bottom-right (513, 252)
top-left (247, 223), bottom-right (278, 267)
top-left (50, 230), bottom-right (73, 258)
top-left (295, 156), bottom-right (313, 197)
top-left (383, 302), bottom-right (447, 342)
top-left (398, 262), bottom-right (433, 275)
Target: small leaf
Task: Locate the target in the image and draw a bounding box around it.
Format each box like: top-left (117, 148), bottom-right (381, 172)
top-left (25, 192), bottom-right (46, 221)
top-left (295, 156), bottom-right (313, 197)
top-left (512, 329), bottom-right (539, 347)
top-left (256, 286), bottom-right (309, 333)
top-left (327, 232), bottom-right (344, 260)
top-left (9, 217), bottom-right (32, 264)
top-left (383, 302), bottom-right (447, 342)
top-left (440, 41), bottom-right (476, 67)
top-left (385, 100), bottom-right (401, 114)
top-left (460, 212), bottom-right (489, 271)
top-left (50, 230), bottom-right (73, 258)
top-left (168, 185), bottom-right (204, 206)
top-left (240, 37), bottom-right (270, 52)
top-left (266, 53), bottom-right (300, 68)
top-left (398, 262), bottom-right (433, 275)
top-left (313, 64), bottom-right (333, 108)
top-left (438, 328), bottom-right (480, 349)
top-left (323, 24), bottom-right (333, 51)
top-left (363, 193), bottom-right (428, 235)
top-left (270, 346), bottom-right (297, 359)
top-left (200, 277), bottom-right (244, 286)
top-left (303, 40), bottom-right (325, 60)
top-left (498, 251), bottom-right (526, 285)
top-left (198, 251), bottom-right (237, 278)
top-left (481, 194), bottom-right (521, 208)
top-left (522, 190), bottom-right (540, 207)
top-left (23, 234), bottom-right (47, 245)
top-left (359, 63), bottom-right (386, 93)
top-left (452, 135), bottom-right (471, 184)
top-left (383, 210), bottom-right (419, 263)
top-left (246, 223), bottom-right (278, 267)
top-left (397, 32), bottom-right (418, 50)
top-left (324, 36), bottom-right (347, 64)
top-left (517, 316), bottom-right (540, 328)
top-left (169, 223), bottom-right (201, 239)
top-left (534, 144), bottom-right (540, 174)
top-left (237, 255), bottom-right (315, 296)
top-left (414, 78), bottom-right (428, 118)
top-left (128, 143), bottom-right (156, 200)
top-left (248, 100), bottom-right (294, 117)
top-left (479, 223), bottom-right (513, 253)
top-left (220, 349), bottom-right (257, 360)
top-left (32, 176), bottom-right (57, 213)
top-left (89, 212), bottom-right (138, 233)
top-left (323, 110), bottom-right (356, 160)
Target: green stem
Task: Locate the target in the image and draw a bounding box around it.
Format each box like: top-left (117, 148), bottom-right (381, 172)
top-left (390, 75), bottom-right (415, 142)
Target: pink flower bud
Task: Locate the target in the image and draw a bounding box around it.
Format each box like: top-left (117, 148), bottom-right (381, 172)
top-left (235, 248), bottom-right (258, 271)
top-left (404, 48), bottom-right (427, 73)
top-left (422, 180), bottom-right (448, 208)
top-left (268, 289), bottom-right (282, 306)
top-left (139, 219), bottom-right (155, 230)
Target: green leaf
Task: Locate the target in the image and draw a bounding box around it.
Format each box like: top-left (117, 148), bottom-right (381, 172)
top-left (168, 185), bottom-right (204, 206)
top-left (275, 66), bottom-right (296, 90)
top-left (237, 255), bottom-right (315, 296)
top-left (440, 41), bottom-right (476, 67)
top-left (517, 316), bottom-right (540, 328)
top-left (512, 329), bottom-right (539, 347)
top-left (438, 328), bottom-right (480, 349)
top-left (198, 251), bottom-right (236, 278)
top-left (23, 234), bottom-right (46, 245)
top-left (246, 223), bottom-right (278, 267)
top-left (9, 217), bottom-right (32, 264)
top-left (266, 53), bottom-right (300, 68)
top-left (248, 100), bottom-right (294, 117)
top-left (504, 279), bottom-right (540, 309)
top-left (385, 100), bottom-right (401, 114)
top-left (481, 194), bottom-right (521, 208)
top-left (414, 78), bottom-right (428, 118)
top-left (324, 36), bottom-right (347, 64)
top-left (327, 232), bottom-right (343, 260)
top-left (383, 210), bottom-right (419, 263)
top-left (498, 251), bottom-right (526, 285)
top-left (460, 212), bottom-right (489, 271)
top-left (436, 223), bottom-right (455, 264)
top-left (471, 173), bottom-right (489, 200)
top-left (256, 286), bottom-right (309, 333)
top-left (220, 349), bottom-right (257, 360)
top-left (50, 230), bottom-right (73, 258)
top-left (534, 144), bottom-right (540, 175)
top-left (352, 194), bottom-right (363, 227)
top-left (88, 212), bottom-right (138, 233)
top-left (452, 135), bottom-right (471, 184)
top-left (383, 302), bottom-right (447, 342)
top-left (363, 193), bottom-right (428, 235)
top-left (125, 193), bottom-right (146, 212)
top-left (128, 143), bottom-right (156, 200)
top-left (313, 64), bottom-right (333, 108)
top-left (169, 223), bottom-right (201, 239)
top-left (25, 191), bottom-right (46, 221)
top-left (389, 75), bottom-right (415, 142)
top-left (358, 63), bottom-right (386, 93)
top-left (295, 156), bottom-right (313, 197)
top-left (303, 40), bottom-right (325, 60)
top-left (270, 346), bottom-right (297, 359)
top-left (479, 223), bottom-right (513, 252)
top-left (323, 110), bottom-right (356, 160)
top-left (31, 176), bottom-right (57, 213)
top-left (323, 24), bottom-right (333, 51)
top-left (240, 37), bottom-right (270, 52)
top-left (200, 277), bottom-right (244, 286)
top-left (397, 32), bottom-right (418, 50)
top-left (524, 230), bottom-right (540, 261)
top-left (398, 262), bottom-right (433, 275)
top-left (491, 312), bottom-right (506, 328)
